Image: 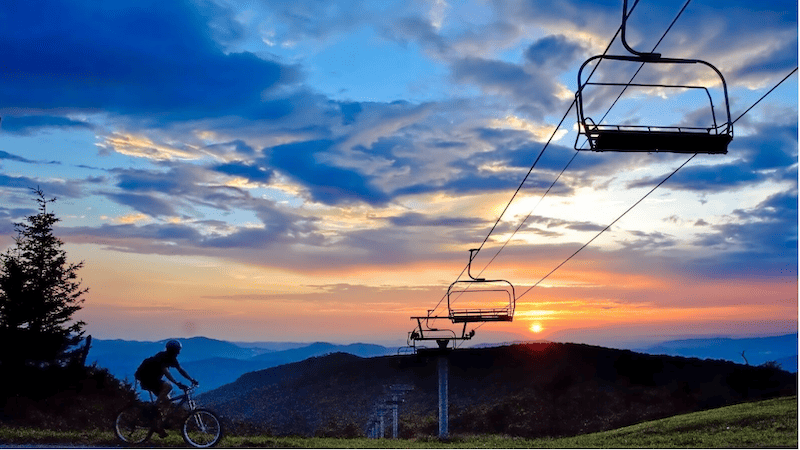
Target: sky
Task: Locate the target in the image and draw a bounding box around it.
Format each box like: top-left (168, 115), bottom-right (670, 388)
top-left (0, 0), bottom-right (796, 348)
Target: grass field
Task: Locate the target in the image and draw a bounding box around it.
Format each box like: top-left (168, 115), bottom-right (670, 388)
top-left (0, 396), bottom-right (796, 448)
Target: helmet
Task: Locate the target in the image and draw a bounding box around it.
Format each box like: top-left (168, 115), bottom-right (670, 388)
top-left (165, 339), bottom-right (182, 354)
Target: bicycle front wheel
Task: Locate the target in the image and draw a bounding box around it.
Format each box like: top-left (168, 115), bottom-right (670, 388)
top-left (114, 403), bottom-right (154, 445)
top-left (182, 408), bottom-right (223, 448)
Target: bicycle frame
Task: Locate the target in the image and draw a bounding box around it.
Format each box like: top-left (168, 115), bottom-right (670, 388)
top-left (168, 388), bottom-right (197, 411)
top-left (145, 386), bottom-right (197, 411)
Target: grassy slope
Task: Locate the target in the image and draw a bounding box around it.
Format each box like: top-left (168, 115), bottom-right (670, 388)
top-left (547, 395), bottom-right (798, 448)
top-left (0, 396), bottom-right (796, 448)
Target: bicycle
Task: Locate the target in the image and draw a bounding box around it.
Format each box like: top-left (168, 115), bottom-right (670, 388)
top-left (114, 385), bottom-right (223, 448)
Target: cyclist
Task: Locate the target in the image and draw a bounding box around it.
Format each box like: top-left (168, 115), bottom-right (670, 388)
top-left (135, 339), bottom-right (198, 437)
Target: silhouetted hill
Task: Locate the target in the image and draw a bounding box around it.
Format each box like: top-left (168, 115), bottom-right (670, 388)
top-left (250, 342), bottom-right (389, 364)
top-left (635, 334), bottom-right (798, 372)
top-left (185, 342), bottom-right (392, 392)
top-left (201, 342), bottom-right (796, 438)
top-left (182, 358), bottom-right (276, 393)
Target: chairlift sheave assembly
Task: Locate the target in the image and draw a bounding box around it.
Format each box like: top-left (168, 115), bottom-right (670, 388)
top-left (575, 0), bottom-right (733, 154)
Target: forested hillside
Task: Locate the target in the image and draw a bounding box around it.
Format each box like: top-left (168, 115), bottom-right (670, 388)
top-left (202, 342), bottom-right (796, 438)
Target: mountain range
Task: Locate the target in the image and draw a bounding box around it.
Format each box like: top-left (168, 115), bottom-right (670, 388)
top-left (200, 342), bottom-right (796, 437)
top-left (85, 333), bottom-right (796, 396)
top-left (86, 337), bottom-right (394, 393)
top-left (635, 333), bottom-right (797, 371)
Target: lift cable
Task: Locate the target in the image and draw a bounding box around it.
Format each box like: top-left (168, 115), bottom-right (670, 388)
top-left (473, 150), bottom-right (581, 282)
top-left (424, 0), bottom-right (644, 320)
top-left (474, 0), bottom-right (694, 281)
top-left (457, 11), bottom-right (796, 346)
top-left (732, 67), bottom-right (797, 125)
top-left (517, 152), bottom-right (697, 300)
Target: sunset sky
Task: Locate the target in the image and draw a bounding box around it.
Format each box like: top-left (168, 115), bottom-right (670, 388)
top-left (0, 0), bottom-right (796, 348)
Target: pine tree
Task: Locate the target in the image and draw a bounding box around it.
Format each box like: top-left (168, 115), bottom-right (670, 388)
top-left (0, 188), bottom-right (88, 370)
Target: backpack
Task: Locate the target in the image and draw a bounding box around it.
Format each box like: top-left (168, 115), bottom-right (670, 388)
top-left (135, 355), bottom-right (161, 381)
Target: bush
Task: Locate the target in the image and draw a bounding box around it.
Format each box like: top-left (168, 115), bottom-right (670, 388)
top-left (0, 364), bottom-right (136, 430)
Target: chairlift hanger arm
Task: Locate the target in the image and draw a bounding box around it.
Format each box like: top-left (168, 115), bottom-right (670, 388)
top-left (466, 248), bottom-right (484, 281)
top-left (621, 0), bottom-right (660, 59)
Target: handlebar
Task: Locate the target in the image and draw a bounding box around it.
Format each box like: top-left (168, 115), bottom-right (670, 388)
top-left (177, 381), bottom-right (199, 392)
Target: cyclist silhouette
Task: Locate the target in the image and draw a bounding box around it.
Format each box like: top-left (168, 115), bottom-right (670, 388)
top-left (135, 339), bottom-right (198, 437)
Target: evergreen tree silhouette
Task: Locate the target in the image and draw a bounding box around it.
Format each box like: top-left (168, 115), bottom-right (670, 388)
top-left (0, 188), bottom-right (87, 373)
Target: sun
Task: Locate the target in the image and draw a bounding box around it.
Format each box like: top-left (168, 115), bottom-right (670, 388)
top-left (529, 323), bottom-right (543, 333)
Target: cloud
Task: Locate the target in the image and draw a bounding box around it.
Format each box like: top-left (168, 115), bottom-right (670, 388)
top-left (0, 149), bottom-right (62, 167)
top-left (212, 161), bottom-right (274, 184)
top-left (114, 168), bottom-right (186, 196)
top-left (490, 0), bottom-right (618, 43)
top-left (62, 200), bottom-right (322, 257)
top-left (0, 174), bottom-right (83, 198)
top-left (617, 230), bottom-right (679, 252)
top-left (0, 206), bottom-right (37, 237)
top-left (524, 215), bottom-right (606, 233)
top-left (451, 57), bottom-right (570, 119)
top-left (0, 0), bottom-right (792, 295)
top-left (626, 119), bottom-right (797, 193)
top-left (688, 190), bottom-right (798, 278)
top-left (0, 116), bottom-right (93, 135)
top-left (0, 0), bottom-right (299, 123)
top-left (104, 193), bottom-right (178, 218)
top-left (628, 163), bottom-right (759, 193)
top-left (733, 123), bottom-right (797, 171)
top-left (386, 212), bottom-right (485, 228)
top-left (247, 0), bottom-right (375, 45)
top-left (524, 35), bottom-right (587, 71)
top-left (663, 0), bottom-right (797, 88)
top-left (98, 134), bottom-right (203, 161)
top-left (267, 139), bottom-right (391, 206)
top-left (384, 16), bottom-right (452, 57)
top-left (104, 163), bottom-right (282, 219)
top-left (0, 151), bottom-right (35, 164)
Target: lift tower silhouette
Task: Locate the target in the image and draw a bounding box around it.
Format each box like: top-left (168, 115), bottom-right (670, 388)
top-left (407, 249), bottom-right (516, 439)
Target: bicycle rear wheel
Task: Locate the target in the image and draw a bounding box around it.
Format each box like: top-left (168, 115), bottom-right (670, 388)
top-left (182, 408), bottom-right (222, 448)
top-left (114, 403), bottom-right (154, 445)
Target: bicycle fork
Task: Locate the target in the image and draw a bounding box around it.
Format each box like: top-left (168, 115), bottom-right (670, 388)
top-left (187, 398), bottom-right (210, 433)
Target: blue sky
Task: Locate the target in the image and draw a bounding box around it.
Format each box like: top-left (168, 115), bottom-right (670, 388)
top-left (0, 0), bottom-right (796, 346)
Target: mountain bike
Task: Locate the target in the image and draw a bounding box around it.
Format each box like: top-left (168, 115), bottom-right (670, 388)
top-left (114, 385), bottom-right (223, 448)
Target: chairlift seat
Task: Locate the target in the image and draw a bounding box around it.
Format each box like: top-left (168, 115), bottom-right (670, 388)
top-left (587, 125), bottom-right (732, 154)
top-left (449, 307), bottom-right (513, 323)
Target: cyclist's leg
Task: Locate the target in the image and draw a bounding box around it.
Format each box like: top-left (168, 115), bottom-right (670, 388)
top-left (156, 380), bottom-right (172, 408)
top-left (154, 381), bottom-right (172, 435)
top-left (141, 378), bottom-right (171, 437)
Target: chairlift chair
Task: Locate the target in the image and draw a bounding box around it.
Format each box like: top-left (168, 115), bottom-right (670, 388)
top-left (575, 0), bottom-right (733, 154)
top-left (446, 249), bottom-right (516, 323)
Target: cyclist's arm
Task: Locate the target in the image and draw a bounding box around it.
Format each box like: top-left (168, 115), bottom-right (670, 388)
top-left (175, 363), bottom-right (198, 385)
top-left (163, 367), bottom-right (181, 386)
